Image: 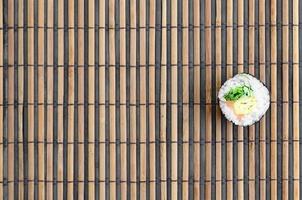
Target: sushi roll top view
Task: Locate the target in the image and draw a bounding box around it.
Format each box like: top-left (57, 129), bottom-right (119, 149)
top-left (218, 73), bottom-right (270, 126)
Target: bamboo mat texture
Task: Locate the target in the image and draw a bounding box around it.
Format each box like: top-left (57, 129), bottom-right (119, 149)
top-left (0, 0), bottom-right (301, 199)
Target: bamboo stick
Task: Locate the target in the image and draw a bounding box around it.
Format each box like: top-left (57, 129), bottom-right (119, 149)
top-left (7, 69), bottom-right (14, 198)
top-left (87, 65), bottom-right (96, 198)
top-left (7, 69), bottom-right (14, 199)
top-left (161, 0), bottom-right (167, 199)
top-left (129, 63), bottom-right (137, 197)
top-left (57, 0), bottom-right (64, 198)
top-left (88, 0), bottom-right (96, 198)
top-left (99, 50), bottom-right (106, 199)
top-left (77, 0), bottom-right (85, 198)
top-left (139, 0), bottom-right (147, 199)
top-left (67, 69), bottom-right (74, 200)
top-left (237, 0), bottom-right (244, 198)
top-left (7, 36), bottom-right (13, 200)
top-left (282, 0), bottom-right (289, 197)
top-left (17, 0), bottom-right (24, 198)
top-left (119, 69), bottom-right (127, 198)
top-left (139, 61), bottom-right (147, 196)
top-left (77, 72), bottom-right (84, 200)
top-left (270, 0), bottom-right (277, 198)
top-left (109, 70), bottom-right (116, 199)
top-left (46, 7), bottom-right (54, 198)
top-left (18, 0), bottom-right (24, 196)
top-left (109, 0), bottom-right (116, 198)
top-left (67, 0), bottom-right (75, 199)
top-left (193, 0), bottom-right (200, 198)
top-left (139, 74), bottom-right (147, 198)
top-left (38, 0), bottom-right (45, 199)
top-left (193, 80), bottom-right (200, 200)
top-left (205, 0), bottom-right (212, 198)
top-left (38, 2), bottom-right (46, 192)
top-left (170, 72), bottom-right (178, 200)
top-left (46, 0), bottom-right (54, 198)
top-left (57, 70), bottom-right (64, 200)
top-left (130, 0), bottom-right (136, 198)
top-left (7, 0), bottom-right (14, 198)
top-left (28, 43), bottom-right (34, 200)
top-left (149, 0), bottom-right (156, 199)
top-left (171, 0), bottom-right (178, 199)
top-left (119, 0), bottom-right (127, 198)
top-left (259, 0), bottom-right (266, 198)
top-left (182, 0), bottom-right (189, 198)
top-left (18, 73), bottom-right (24, 200)
top-left (248, 0), bottom-right (255, 199)
top-left (160, 57), bottom-right (167, 199)
top-left (226, 0), bottom-right (233, 198)
top-left (27, 0), bottom-right (35, 197)
top-left (99, 0), bottom-right (106, 198)
top-left (148, 59), bottom-right (156, 198)
top-left (292, 0), bottom-right (299, 197)
top-left (215, 0), bottom-right (222, 198)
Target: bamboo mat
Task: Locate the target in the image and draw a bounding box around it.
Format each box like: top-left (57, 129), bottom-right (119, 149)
top-left (0, 0), bottom-right (301, 199)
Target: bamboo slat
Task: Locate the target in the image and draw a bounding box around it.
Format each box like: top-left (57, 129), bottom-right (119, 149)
top-left (282, 0), bottom-right (289, 198)
top-left (67, 0), bottom-right (74, 199)
top-left (130, 0), bottom-right (136, 199)
top-left (215, 0), bottom-right (222, 199)
top-left (161, 0), bottom-right (167, 199)
top-left (18, 0), bottom-right (24, 197)
top-left (108, 0), bottom-right (116, 198)
top-left (16, 0), bottom-right (24, 198)
top-left (259, 0), bottom-right (266, 199)
top-left (193, 0), bottom-right (200, 198)
top-left (215, 0), bottom-right (222, 198)
top-left (77, 0), bottom-right (85, 198)
top-left (293, 0), bottom-right (300, 198)
top-left (7, 0), bottom-right (14, 199)
top-left (237, 0), bottom-right (244, 198)
top-left (88, 0), bottom-right (96, 198)
top-left (226, 0), bottom-right (233, 198)
top-left (149, 0), bottom-right (156, 199)
top-left (57, 0), bottom-right (64, 198)
top-left (139, 0), bottom-right (147, 199)
top-left (46, 0), bottom-right (54, 198)
top-left (99, 0), bottom-right (106, 199)
top-left (67, 65), bottom-right (74, 199)
top-left (37, 0), bottom-right (45, 198)
top-left (99, 18), bottom-right (106, 200)
top-left (119, 0), bottom-right (126, 199)
top-left (248, 0), bottom-right (256, 199)
top-left (182, 0), bottom-right (189, 199)
top-left (271, 0), bottom-right (278, 198)
top-left (205, 0), bottom-right (212, 199)
top-left (170, 0), bottom-right (178, 199)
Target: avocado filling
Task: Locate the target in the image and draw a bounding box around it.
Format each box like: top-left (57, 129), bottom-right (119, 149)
top-left (224, 85), bottom-right (257, 115)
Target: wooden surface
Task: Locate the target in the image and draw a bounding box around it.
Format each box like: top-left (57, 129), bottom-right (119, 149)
top-left (1, 0), bottom-right (301, 199)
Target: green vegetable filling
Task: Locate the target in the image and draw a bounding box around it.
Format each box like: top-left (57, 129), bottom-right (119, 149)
top-left (224, 85), bottom-right (253, 101)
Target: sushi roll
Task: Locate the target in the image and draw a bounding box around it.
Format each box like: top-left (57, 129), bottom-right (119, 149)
top-left (218, 73), bottom-right (270, 126)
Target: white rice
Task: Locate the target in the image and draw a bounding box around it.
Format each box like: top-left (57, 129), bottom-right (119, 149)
top-left (218, 73), bottom-right (270, 126)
